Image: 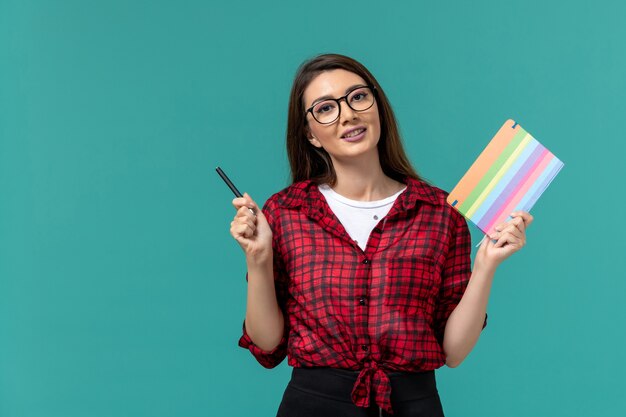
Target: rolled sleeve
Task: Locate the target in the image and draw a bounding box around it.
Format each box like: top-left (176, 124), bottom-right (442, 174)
top-left (238, 320), bottom-right (288, 368)
top-left (434, 209), bottom-right (487, 343)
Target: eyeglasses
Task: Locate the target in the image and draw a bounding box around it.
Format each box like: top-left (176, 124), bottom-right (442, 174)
top-left (305, 85), bottom-right (376, 124)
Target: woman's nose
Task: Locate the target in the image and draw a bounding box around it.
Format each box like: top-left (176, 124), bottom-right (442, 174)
top-left (338, 99), bottom-right (356, 123)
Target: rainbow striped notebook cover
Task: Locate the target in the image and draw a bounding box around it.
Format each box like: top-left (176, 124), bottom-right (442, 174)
top-left (447, 119), bottom-right (564, 237)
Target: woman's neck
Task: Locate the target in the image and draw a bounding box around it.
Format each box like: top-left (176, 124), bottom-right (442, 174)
top-left (330, 158), bottom-right (405, 201)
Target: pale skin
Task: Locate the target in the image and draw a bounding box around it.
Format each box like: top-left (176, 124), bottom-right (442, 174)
top-left (230, 69), bottom-right (534, 366)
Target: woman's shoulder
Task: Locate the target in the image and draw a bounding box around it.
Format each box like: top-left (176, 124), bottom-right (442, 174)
top-left (263, 180), bottom-right (317, 211)
top-left (405, 177), bottom-right (451, 206)
top-left (405, 178), bottom-right (466, 223)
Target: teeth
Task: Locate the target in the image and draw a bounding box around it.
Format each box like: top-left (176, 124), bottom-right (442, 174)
top-left (344, 128), bottom-right (365, 138)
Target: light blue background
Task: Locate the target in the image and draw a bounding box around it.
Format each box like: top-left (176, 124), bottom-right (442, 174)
top-left (1, 1), bottom-right (625, 416)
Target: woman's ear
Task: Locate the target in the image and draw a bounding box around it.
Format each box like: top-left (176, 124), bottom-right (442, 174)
top-left (306, 128), bottom-right (322, 148)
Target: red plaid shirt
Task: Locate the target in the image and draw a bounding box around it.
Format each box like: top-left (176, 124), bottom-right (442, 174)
top-left (239, 177), bottom-right (486, 413)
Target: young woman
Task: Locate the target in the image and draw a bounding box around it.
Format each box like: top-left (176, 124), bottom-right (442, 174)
top-left (229, 54), bottom-right (532, 417)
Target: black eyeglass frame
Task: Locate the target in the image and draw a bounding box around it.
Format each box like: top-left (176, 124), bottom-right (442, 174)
top-left (305, 85), bottom-right (377, 125)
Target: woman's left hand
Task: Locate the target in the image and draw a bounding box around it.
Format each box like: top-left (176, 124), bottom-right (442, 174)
top-left (475, 211), bottom-right (534, 271)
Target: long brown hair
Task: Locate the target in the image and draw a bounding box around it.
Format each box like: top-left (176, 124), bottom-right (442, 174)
top-left (286, 53), bottom-right (423, 186)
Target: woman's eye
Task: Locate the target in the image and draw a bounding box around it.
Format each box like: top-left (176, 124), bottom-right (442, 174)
top-left (315, 103), bottom-right (335, 114)
top-left (351, 92), bottom-right (367, 102)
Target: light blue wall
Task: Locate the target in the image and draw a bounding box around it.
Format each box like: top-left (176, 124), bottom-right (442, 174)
top-left (1, 1), bottom-right (624, 416)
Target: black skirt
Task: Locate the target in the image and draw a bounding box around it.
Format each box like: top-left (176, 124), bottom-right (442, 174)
top-left (276, 367), bottom-right (445, 417)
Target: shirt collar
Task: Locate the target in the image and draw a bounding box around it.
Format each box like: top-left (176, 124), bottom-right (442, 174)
top-left (276, 177), bottom-right (441, 213)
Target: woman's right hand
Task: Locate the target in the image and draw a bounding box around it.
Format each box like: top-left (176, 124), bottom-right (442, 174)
top-left (230, 193), bottom-right (273, 263)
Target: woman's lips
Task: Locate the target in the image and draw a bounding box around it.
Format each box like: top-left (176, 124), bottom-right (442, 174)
top-left (341, 128), bottom-right (366, 142)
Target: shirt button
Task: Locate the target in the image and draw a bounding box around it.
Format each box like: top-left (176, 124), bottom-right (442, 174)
top-left (358, 297), bottom-right (366, 305)
top-left (362, 259), bottom-right (370, 265)
top-left (361, 345), bottom-right (369, 352)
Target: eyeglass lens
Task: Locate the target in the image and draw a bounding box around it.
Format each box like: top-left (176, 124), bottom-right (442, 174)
top-left (311, 87), bottom-right (374, 124)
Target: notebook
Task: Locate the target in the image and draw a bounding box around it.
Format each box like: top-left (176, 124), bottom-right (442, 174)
top-left (446, 119), bottom-right (564, 237)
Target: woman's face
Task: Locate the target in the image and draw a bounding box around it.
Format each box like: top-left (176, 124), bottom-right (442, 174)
top-left (303, 69), bottom-right (381, 164)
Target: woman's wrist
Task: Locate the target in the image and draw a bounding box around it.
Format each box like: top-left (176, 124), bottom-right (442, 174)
top-left (472, 259), bottom-right (498, 279)
top-left (246, 250), bottom-right (274, 270)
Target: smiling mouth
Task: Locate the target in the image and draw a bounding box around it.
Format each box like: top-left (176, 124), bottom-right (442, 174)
top-left (342, 128), bottom-right (366, 138)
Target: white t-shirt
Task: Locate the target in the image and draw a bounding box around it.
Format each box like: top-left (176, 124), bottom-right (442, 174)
top-left (318, 184), bottom-right (407, 251)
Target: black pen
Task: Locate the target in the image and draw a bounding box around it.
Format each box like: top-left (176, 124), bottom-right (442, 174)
top-left (216, 166), bottom-right (256, 215)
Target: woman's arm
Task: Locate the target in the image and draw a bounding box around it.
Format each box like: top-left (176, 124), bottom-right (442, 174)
top-left (231, 193), bottom-right (285, 352)
top-left (442, 263), bottom-right (495, 367)
top-left (244, 257), bottom-right (285, 351)
top-left (443, 211), bottom-right (533, 367)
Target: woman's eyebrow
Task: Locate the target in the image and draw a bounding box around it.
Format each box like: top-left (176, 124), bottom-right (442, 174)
top-left (310, 84), bottom-right (367, 106)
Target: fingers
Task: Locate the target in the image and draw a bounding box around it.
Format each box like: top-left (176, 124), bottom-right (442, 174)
top-left (232, 194), bottom-right (255, 211)
top-left (492, 213), bottom-right (531, 248)
top-left (493, 211), bottom-right (533, 236)
top-left (511, 211), bottom-right (534, 227)
top-left (481, 212), bottom-right (533, 265)
top-left (233, 203), bottom-right (256, 227)
top-left (493, 231), bottom-right (522, 249)
top-left (243, 193), bottom-right (260, 210)
top-left (495, 222), bottom-right (523, 239)
top-left (235, 207), bottom-right (257, 227)
top-left (492, 222), bottom-right (526, 248)
top-left (230, 218), bottom-right (256, 240)
top-left (232, 192), bottom-right (259, 218)
top-left (230, 191), bottom-right (259, 241)
top-left (230, 221), bottom-right (255, 239)
top-left (493, 227), bottom-right (523, 245)
top-left (494, 216), bottom-right (523, 234)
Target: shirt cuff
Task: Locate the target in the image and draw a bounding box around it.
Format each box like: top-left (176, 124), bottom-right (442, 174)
top-left (238, 320), bottom-right (288, 368)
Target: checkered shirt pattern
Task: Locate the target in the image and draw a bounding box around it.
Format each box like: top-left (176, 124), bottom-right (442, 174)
top-left (238, 177), bottom-right (486, 413)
